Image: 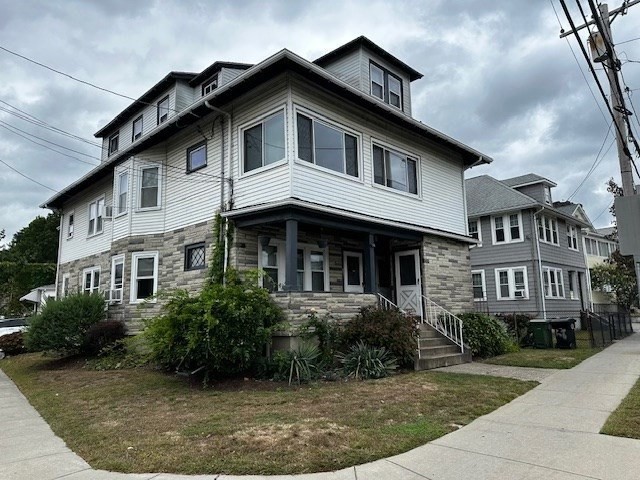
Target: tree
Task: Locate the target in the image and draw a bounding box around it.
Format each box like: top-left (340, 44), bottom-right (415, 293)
top-left (5, 213), bottom-right (60, 263)
top-left (590, 250), bottom-right (638, 309)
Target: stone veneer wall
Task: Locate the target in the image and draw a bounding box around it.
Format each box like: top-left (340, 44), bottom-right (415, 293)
top-left (271, 292), bottom-right (378, 325)
top-left (57, 220), bottom-right (214, 332)
top-left (421, 234), bottom-right (473, 314)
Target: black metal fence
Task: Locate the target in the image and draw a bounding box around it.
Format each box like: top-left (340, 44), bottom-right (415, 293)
top-left (582, 306), bottom-right (634, 348)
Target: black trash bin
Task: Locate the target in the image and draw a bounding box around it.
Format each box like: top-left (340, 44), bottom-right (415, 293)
top-left (550, 318), bottom-right (577, 349)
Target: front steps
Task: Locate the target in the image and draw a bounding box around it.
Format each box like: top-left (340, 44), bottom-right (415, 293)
top-left (415, 324), bottom-right (471, 370)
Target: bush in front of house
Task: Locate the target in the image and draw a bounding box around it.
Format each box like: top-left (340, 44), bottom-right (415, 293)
top-left (458, 312), bottom-right (516, 358)
top-left (25, 293), bottom-right (106, 356)
top-left (338, 341), bottom-right (398, 380)
top-left (0, 331), bottom-right (26, 356)
top-left (144, 275), bottom-right (283, 380)
top-left (340, 307), bottom-right (417, 368)
top-left (83, 320), bottom-right (126, 356)
top-left (300, 311), bottom-right (343, 368)
top-left (494, 313), bottom-right (532, 346)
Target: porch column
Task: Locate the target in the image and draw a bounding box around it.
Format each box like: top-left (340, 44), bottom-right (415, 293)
top-left (363, 233), bottom-right (376, 293)
top-left (284, 219), bottom-right (300, 291)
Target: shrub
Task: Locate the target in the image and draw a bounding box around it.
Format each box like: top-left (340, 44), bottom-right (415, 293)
top-left (25, 293), bottom-right (106, 356)
top-left (144, 275), bottom-right (283, 379)
top-left (282, 342), bottom-right (321, 385)
top-left (0, 331), bottom-right (26, 356)
top-left (495, 313), bottom-right (532, 345)
top-left (458, 312), bottom-right (515, 358)
top-left (86, 335), bottom-right (154, 371)
top-left (83, 320), bottom-right (126, 356)
top-left (299, 311), bottom-right (342, 367)
top-left (338, 341), bottom-right (398, 380)
top-left (340, 307), bottom-right (417, 368)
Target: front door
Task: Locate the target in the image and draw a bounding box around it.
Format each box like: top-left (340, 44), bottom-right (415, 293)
top-left (394, 249), bottom-right (422, 317)
top-left (343, 252), bottom-right (364, 293)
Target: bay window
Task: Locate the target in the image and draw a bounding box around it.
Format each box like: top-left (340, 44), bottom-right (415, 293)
top-left (139, 165), bottom-right (160, 209)
top-left (243, 110), bottom-right (285, 173)
top-left (117, 171), bottom-right (128, 214)
top-left (88, 196), bottom-right (105, 236)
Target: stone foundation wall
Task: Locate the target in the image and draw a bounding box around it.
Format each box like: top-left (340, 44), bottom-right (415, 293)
top-left (271, 292), bottom-right (378, 325)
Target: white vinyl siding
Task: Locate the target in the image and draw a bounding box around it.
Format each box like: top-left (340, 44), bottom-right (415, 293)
top-left (495, 266), bottom-right (529, 300)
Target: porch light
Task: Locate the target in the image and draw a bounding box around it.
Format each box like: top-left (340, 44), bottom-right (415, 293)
top-left (259, 236), bottom-right (271, 248)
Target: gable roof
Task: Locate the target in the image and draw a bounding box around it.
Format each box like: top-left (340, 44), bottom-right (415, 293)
top-left (501, 173), bottom-right (557, 188)
top-left (466, 175), bottom-right (537, 217)
top-left (313, 35), bottom-right (423, 81)
top-left (553, 201), bottom-right (579, 217)
top-left (188, 61), bottom-right (254, 87)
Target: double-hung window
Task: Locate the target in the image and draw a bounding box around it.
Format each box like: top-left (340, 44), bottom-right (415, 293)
top-left (61, 274), bottom-right (70, 298)
top-left (139, 165), bottom-right (160, 209)
top-left (568, 271), bottom-right (578, 300)
top-left (67, 211), bottom-right (74, 239)
top-left (132, 115), bottom-right (143, 141)
top-left (243, 110), bottom-right (285, 173)
top-left (131, 252), bottom-right (158, 302)
top-left (187, 142), bottom-right (207, 173)
top-left (567, 224), bottom-right (579, 251)
top-left (108, 131), bottom-right (119, 156)
top-left (202, 75), bottom-right (218, 96)
top-left (88, 196), bottom-right (105, 236)
top-left (537, 215), bottom-right (559, 244)
top-left (117, 171), bottom-right (128, 215)
top-left (110, 256), bottom-right (124, 303)
top-left (492, 213), bottom-right (522, 244)
top-left (370, 62), bottom-right (402, 109)
top-left (495, 267), bottom-right (528, 300)
top-left (258, 241), bottom-right (329, 292)
top-left (185, 242), bottom-right (206, 271)
top-left (543, 267), bottom-right (565, 298)
top-left (544, 186), bottom-right (552, 205)
top-left (372, 144), bottom-right (418, 194)
top-left (471, 270), bottom-right (486, 301)
top-left (83, 266), bottom-right (100, 295)
top-left (157, 95), bottom-right (169, 124)
top-left (296, 112), bottom-right (359, 177)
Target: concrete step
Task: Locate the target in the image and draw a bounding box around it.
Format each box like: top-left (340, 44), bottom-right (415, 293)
top-left (419, 344), bottom-right (462, 357)
top-left (419, 337), bottom-right (451, 347)
top-left (418, 326), bottom-right (446, 339)
top-left (415, 351), bottom-right (472, 371)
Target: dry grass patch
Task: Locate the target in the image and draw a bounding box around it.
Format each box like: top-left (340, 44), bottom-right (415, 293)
top-left (1, 354), bottom-right (535, 475)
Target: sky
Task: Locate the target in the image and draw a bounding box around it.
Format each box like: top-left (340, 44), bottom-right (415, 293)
top-left (1, 0), bottom-right (639, 245)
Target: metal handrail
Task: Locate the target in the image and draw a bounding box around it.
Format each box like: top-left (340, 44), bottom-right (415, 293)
top-left (421, 296), bottom-right (464, 353)
top-left (376, 293), bottom-right (405, 313)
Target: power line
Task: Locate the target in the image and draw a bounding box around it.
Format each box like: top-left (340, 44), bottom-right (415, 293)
top-left (0, 158), bottom-right (59, 192)
top-left (591, 202), bottom-right (613, 223)
top-left (617, 35), bottom-right (640, 45)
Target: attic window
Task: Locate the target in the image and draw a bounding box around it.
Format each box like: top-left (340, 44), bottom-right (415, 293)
top-left (108, 131), bottom-right (119, 156)
top-left (544, 186), bottom-right (551, 204)
top-left (157, 96), bottom-right (169, 124)
top-left (202, 75), bottom-right (218, 96)
top-left (369, 62), bottom-right (403, 110)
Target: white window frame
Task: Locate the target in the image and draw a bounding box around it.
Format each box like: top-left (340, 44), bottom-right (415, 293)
top-left (108, 131), bottom-right (119, 156)
top-left (371, 140), bottom-right (421, 197)
top-left (568, 270), bottom-right (579, 300)
top-left (538, 215), bottom-right (559, 245)
top-left (110, 255), bottom-right (125, 304)
top-left (468, 218), bottom-right (482, 247)
top-left (87, 195), bottom-right (105, 236)
top-left (202, 74), bottom-right (218, 96)
top-left (258, 240), bottom-right (330, 292)
top-left (130, 251), bottom-right (159, 304)
top-left (543, 267), bottom-right (565, 299)
top-left (137, 164), bottom-right (162, 211)
top-left (187, 141), bottom-right (208, 173)
top-left (544, 186), bottom-right (552, 205)
top-left (157, 95), bottom-right (169, 124)
top-left (369, 62), bottom-right (403, 110)
top-left (116, 170), bottom-right (129, 216)
top-left (132, 115), bottom-right (143, 141)
top-left (239, 107), bottom-right (287, 176)
top-left (471, 270), bottom-right (487, 301)
top-left (370, 63), bottom-right (385, 100)
top-left (343, 251), bottom-right (364, 293)
top-left (567, 224), bottom-right (579, 251)
top-left (61, 273), bottom-right (70, 298)
top-left (82, 266), bottom-right (101, 295)
top-left (67, 210), bottom-right (74, 239)
top-left (495, 266), bottom-right (529, 300)
top-left (491, 212), bottom-right (523, 245)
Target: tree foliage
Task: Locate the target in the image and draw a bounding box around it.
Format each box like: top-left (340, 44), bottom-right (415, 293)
top-left (590, 250), bottom-right (638, 309)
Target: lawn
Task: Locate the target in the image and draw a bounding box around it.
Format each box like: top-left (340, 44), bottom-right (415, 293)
top-left (1, 354), bottom-right (536, 475)
top-left (483, 347), bottom-right (601, 369)
top-left (601, 378), bottom-right (640, 439)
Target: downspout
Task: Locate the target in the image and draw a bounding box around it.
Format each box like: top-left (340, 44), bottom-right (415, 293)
top-left (581, 231), bottom-right (594, 311)
top-left (533, 207), bottom-right (547, 320)
top-left (54, 209), bottom-right (63, 298)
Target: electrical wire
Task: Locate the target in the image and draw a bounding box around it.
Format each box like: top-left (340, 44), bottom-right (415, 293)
top-left (617, 35), bottom-right (640, 45)
top-left (0, 158), bottom-right (60, 193)
top-left (591, 202), bottom-right (613, 223)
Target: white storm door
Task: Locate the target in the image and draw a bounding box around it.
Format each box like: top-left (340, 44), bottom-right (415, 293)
top-left (344, 252), bottom-right (364, 293)
top-left (394, 249), bottom-right (422, 317)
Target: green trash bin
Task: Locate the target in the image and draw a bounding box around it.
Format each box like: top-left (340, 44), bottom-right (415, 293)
top-left (530, 319), bottom-right (553, 349)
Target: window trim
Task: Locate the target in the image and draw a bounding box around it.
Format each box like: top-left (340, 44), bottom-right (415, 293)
top-left (136, 164), bottom-right (162, 211)
top-left (370, 139), bottom-right (421, 198)
top-left (66, 210), bottom-right (74, 240)
top-left (132, 115), bottom-right (143, 142)
top-left (258, 240), bottom-right (330, 292)
top-left (110, 255), bottom-right (125, 304)
top-left (294, 106), bottom-right (362, 181)
top-left (567, 224), bottom-right (579, 251)
top-left (116, 170), bottom-right (129, 217)
top-left (184, 242), bottom-right (206, 271)
top-left (471, 269), bottom-right (487, 301)
top-left (495, 266), bottom-right (529, 300)
top-left (82, 266), bottom-right (101, 295)
top-left (87, 195), bottom-right (105, 237)
top-left (157, 95), bottom-right (170, 125)
top-left (538, 215), bottom-right (560, 246)
top-left (201, 74), bottom-right (218, 96)
top-left (186, 141), bottom-right (208, 173)
top-left (543, 266), bottom-right (565, 299)
top-left (61, 273), bottom-right (70, 298)
top-left (343, 251), bottom-right (364, 293)
top-left (239, 106), bottom-right (287, 176)
top-left (130, 251), bottom-right (159, 304)
top-left (369, 60), bottom-right (403, 111)
top-left (491, 212), bottom-right (524, 245)
top-left (108, 131), bottom-right (119, 156)
top-left (468, 218), bottom-right (482, 247)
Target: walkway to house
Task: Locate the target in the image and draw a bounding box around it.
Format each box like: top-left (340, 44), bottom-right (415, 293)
top-left (2, 334), bottom-right (640, 480)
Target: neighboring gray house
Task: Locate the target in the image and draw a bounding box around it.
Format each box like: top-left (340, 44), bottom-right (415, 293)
top-left (466, 174), bottom-right (591, 319)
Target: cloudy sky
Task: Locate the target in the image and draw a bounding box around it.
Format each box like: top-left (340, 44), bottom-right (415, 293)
top-left (1, 0), bottom-right (639, 245)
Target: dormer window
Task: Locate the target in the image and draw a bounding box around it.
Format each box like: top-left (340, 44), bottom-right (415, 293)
top-left (157, 95), bottom-right (169, 124)
top-left (132, 115), bottom-right (143, 141)
top-left (202, 75), bottom-right (218, 96)
top-left (544, 186), bottom-right (551, 204)
top-left (369, 62), bottom-right (403, 110)
top-left (108, 131), bottom-right (119, 156)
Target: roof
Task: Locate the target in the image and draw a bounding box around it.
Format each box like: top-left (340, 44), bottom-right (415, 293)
top-left (44, 44), bottom-right (491, 209)
top-left (466, 175), bottom-right (537, 217)
top-left (597, 227), bottom-right (616, 237)
top-left (313, 35), bottom-right (423, 81)
top-left (188, 61), bottom-right (253, 87)
top-left (501, 173), bottom-right (557, 188)
top-left (553, 201), bottom-right (578, 217)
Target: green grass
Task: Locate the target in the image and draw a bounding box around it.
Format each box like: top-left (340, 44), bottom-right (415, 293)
top-left (483, 347), bottom-right (602, 369)
top-left (1, 354), bottom-right (536, 475)
top-left (601, 378), bottom-right (640, 439)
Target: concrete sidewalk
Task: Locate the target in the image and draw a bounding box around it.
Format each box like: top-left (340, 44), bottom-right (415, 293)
top-left (1, 335), bottom-right (639, 480)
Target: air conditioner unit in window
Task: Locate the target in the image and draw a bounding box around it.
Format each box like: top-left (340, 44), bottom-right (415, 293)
top-left (103, 205), bottom-right (114, 219)
top-left (108, 288), bottom-right (122, 304)
top-left (514, 289), bottom-right (526, 298)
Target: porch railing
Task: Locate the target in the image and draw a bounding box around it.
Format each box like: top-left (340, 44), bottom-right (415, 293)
top-left (421, 296), bottom-right (465, 354)
top-left (377, 293), bottom-right (405, 313)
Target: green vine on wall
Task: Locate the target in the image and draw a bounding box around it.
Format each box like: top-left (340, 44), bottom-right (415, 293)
top-left (208, 213), bottom-right (234, 285)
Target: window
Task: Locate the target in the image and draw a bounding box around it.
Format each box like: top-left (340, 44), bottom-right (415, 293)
top-left (492, 213), bottom-right (523, 244)
top-left (258, 241), bottom-right (329, 292)
top-left (132, 115), bottom-right (143, 141)
top-left (369, 62), bottom-right (403, 109)
top-left (537, 215), bottom-right (559, 245)
top-left (61, 274), bottom-right (70, 298)
top-left (471, 270), bottom-right (486, 301)
top-left (67, 211), bottom-right (74, 239)
top-left (568, 271), bottom-right (578, 300)
top-left (243, 110), bottom-right (285, 173)
top-left (83, 267), bottom-right (100, 295)
top-left (495, 267), bottom-right (528, 300)
top-left (87, 196), bottom-right (105, 236)
top-left (372, 144), bottom-right (418, 194)
top-left (202, 75), bottom-right (218, 96)
top-left (139, 166), bottom-right (160, 209)
top-left (598, 240), bottom-right (612, 257)
top-left (187, 142), bottom-right (207, 172)
top-left (468, 219), bottom-right (482, 246)
top-left (185, 242), bottom-right (206, 271)
top-left (543, 267), bottom-right (565, 298)
top-left (585, 238), bottom-right (597, 255)
top-left (108, 131), bottom-right (119, 156)
top-left (117, 171), bottom-right (128, 215)
top-left (157, 95), bottom-right (169, 124)
top-left (296, 112), bottom-right (358, 177)
top-left (110, 256), bottom-right (124, 303)
top-left (544, 186), bottom-right (552, 205)
top-left (130, 252), bottom-right (158, 302)
top-left (261, 244), bottom-right (279, 292)
top-left (567, 225), bottom-right (579, 251)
